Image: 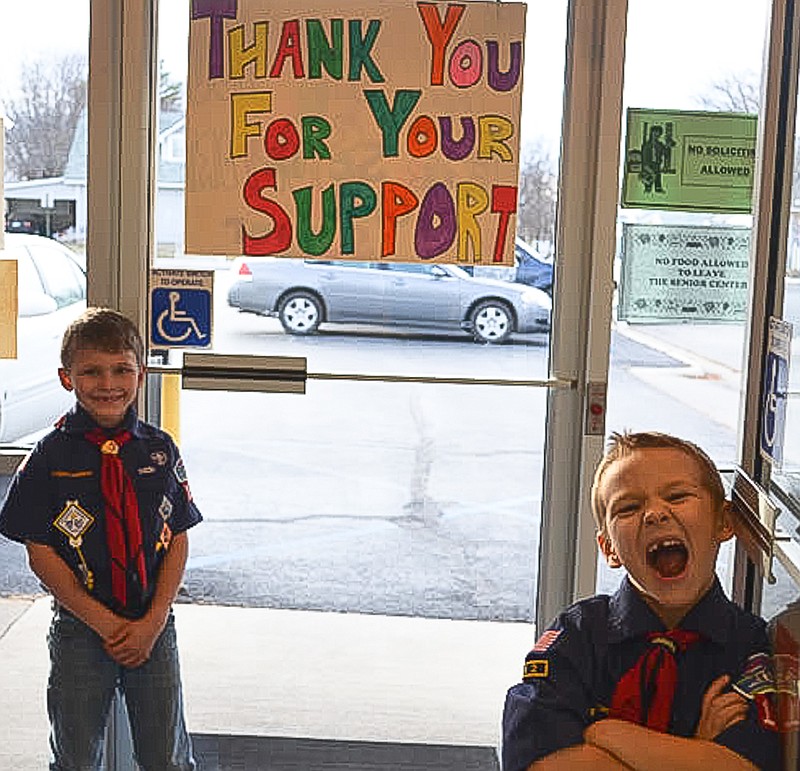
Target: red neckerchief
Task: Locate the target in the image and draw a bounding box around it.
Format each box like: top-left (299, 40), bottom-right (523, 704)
top-left (610, 629), bottom-right (702, 731)
top-left (85, 428), bottom-right (148, 610)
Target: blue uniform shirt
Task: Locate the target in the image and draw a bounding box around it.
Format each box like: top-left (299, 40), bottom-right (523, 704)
top-left (502, 576), bottom-right (781, 771)
top-left (0, 405), bottom-right (203, 619)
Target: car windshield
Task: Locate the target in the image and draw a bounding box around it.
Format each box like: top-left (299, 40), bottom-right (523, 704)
top-left (446, 264), bottom-right (470, 278)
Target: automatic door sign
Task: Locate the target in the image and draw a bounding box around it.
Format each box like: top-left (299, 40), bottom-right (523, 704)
top-left (150, 270), bottom-right (214, 349)
top-left (761, 317), bottom-right (792, 467)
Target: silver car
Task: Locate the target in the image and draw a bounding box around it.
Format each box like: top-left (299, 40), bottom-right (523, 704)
top-left (227, 259), bottom-right (551, 344)
top-left (0, 233), bottom-right (86, 443)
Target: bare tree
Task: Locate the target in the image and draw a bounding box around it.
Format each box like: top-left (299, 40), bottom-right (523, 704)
top-left (517, 140), bottom-right (558, 253)
top-left (696, 70), bottom-right (760, 114)
top-left (3, 54), bottom-right (87, 181)
top-left (159, 62), bottom-right (184, 112)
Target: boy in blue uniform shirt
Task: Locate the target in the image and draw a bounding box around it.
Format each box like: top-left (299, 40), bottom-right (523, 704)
top-left (0, 308), bottom-right (202, 771)
top-left (503, 431), bottom-right (780, 770)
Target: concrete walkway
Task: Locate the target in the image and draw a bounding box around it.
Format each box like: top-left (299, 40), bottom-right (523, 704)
top-left (0, 597), bottom-right (533, 769)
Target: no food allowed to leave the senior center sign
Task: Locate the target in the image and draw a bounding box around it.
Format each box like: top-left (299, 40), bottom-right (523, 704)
top-left (621, 109), bottom-right (756, 213)
top-left (185, 0), bottom-right (525, 266)
top-left (618, 224), bottom-right (750, 323)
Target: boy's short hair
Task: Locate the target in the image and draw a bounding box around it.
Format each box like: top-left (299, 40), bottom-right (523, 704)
top-left (61, 307), bottom-right (144, 369)
top-left (591, 431), bottom-right (726, 535)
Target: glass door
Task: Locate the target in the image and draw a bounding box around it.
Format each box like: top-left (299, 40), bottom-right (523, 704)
top-left (144, 0), bottom-right (622, 756)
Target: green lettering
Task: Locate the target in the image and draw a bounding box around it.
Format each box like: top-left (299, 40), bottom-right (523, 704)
top-left (302, 116), bottom-right (332, 160)
top-left (363, 89), bottom-right (421, 157)
top-left (294, 185), bottom-right (337, 255)
top-left (307, 19), bottom-right (343, 80)
top-left (348, 20), bottom-right (384, 82)
top-left (340, 181), bottom-right (377, 253)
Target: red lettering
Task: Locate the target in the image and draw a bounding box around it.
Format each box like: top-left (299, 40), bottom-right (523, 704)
top-left (382, 182), bottom-right (419, 257)
top-left (269, 20), bottom-right (305, 78)
top-left (491, 185), bottom-right (517, 263)
top-left (242, 168), bottom-right (293, 255)
top-left (417, 3), bottom-right (465, 86)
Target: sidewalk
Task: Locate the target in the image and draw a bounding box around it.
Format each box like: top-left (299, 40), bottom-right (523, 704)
top-left (614, 322), bottom-right (747, 433)
top-left (0, 597), bottom-right (533, 769)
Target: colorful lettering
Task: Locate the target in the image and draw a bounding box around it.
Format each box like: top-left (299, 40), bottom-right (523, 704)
top-left (416, 182), bottom-right (456, 259)
top-left (228, 22), bottom-right (268, 79)
top-left (348, 20), bottom-right (385, 83)
top-left (269, 20), bottom-right (305, 78)
top-left (307, 19), bottom-right (344, 80)
top-left (192, 0), bottom-right (238, 80)
top-left (417, 3), bottom-right (465, 86)
top-left (363, 90), bottom-right (421, 157)
top-left (230, 92), bottom-right (273, 158)
top-left (340, 181), bottom-right (377, 253)
top-left (294, 185), bottom-right (337, 255)
top-left (242, 167), bottom-right (292, 254)
top-left (382, 182), bottom-right (419, 256)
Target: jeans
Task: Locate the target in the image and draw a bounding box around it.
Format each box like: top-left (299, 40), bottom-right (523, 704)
top-left (47, 608), bottom-right (195, 771)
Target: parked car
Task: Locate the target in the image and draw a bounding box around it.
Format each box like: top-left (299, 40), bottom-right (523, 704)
top-left (461, 238), bottom-right (554, 296)
top-left (227, 258), bottom-right (551, 344)
top-left (513, 238), bottom-right (554, 296)
top-left (0, 233), bottom-right (86, 443)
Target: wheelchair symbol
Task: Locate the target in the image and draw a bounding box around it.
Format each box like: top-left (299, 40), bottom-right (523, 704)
top-left (763, 356), bottom-right (779, 450)
top-left (156, 291), bottom-right (207, 343)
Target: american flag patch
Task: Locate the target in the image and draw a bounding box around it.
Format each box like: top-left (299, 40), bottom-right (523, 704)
top-left (531, 629), bottom-right (562, 653)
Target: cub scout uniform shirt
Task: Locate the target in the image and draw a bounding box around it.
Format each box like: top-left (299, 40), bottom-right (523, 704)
top-left (0, 405), bottom-right (203, 619)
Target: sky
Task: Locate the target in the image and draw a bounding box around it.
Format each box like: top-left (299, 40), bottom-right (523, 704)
top-left (0, 0), bottom-right (773, 157)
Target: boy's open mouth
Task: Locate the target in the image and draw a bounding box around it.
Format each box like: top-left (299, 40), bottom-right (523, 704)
top-left (647, 538), bottom-right (688, 578)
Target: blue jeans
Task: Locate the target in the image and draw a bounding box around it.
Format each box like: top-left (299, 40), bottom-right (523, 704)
top-left (47, 607), bottom-right (195, 771)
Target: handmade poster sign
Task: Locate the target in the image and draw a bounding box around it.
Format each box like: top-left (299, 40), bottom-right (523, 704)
top-left (186, 0), bottom-right (526, 265)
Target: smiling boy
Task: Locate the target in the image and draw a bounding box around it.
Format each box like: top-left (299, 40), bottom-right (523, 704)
top-left (502, 431), bottom-right (780, 771)
top-left (0, 308), bottom-right (201, 770)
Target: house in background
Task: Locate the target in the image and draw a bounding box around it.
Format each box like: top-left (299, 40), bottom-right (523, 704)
top-left (4, 109), bottom-right (186, 253)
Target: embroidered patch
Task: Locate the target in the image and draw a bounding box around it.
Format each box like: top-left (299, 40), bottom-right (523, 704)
top-left (734, 652), bottom-right (779, 732)
top-left (174, 459), bottom-right (188, 484)
top-left (54, 500), bottom-right (95, 542)
top-left (156, 521), bottom-right (173, 552)
top-left (51, 470), bottom-right (94, 478)
top-left (158, 495), bottom-right (173, 521)
top-left (532, 629), bottom-right (562, 653)
top-left (733, 652), bottom-right (776, 698)
top-left (523, 660), bottom-right (549, 679)
top-left (150, 450), bottom-right (168, 466)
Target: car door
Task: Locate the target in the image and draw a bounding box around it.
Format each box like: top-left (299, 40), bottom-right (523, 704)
top-left (309, 260), bottom-right (392, 323)
top-left (383, 263), bottom-right (463, 326)
top-left (0, 239), bottom-right (86, 441)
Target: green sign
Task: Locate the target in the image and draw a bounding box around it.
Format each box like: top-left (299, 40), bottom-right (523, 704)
top-left (618, 224), bottom-right (750, 322)
top-left (621, 109), bottom-right (757, 213)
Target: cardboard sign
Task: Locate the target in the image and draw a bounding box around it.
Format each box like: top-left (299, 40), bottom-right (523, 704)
top-left (185, 0), bottom-right (526, 265)
top-left (621, 109), bottom-right (757, 213)
top-left (0, 260), bottom-right (17, 359)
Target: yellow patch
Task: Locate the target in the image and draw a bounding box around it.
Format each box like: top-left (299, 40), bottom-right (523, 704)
top-left (51, 470), bottom-right (93, 478)
top-left (523, 659), bottom-right (549, 679)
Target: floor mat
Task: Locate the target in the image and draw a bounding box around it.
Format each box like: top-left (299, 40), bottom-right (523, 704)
top-left (190, 734), bottom-right (500, 771)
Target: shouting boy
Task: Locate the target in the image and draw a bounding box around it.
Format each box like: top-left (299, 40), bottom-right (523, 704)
top-left (502, 431), bottom-right (780, 770)
top-left (0, 308), bottom-right (201, 770)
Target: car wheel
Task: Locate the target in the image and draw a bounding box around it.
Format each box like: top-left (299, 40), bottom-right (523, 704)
top-left (471, 300), bottom-right (514, 344)
top-left (278, 291), bottom-right (323, 335)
